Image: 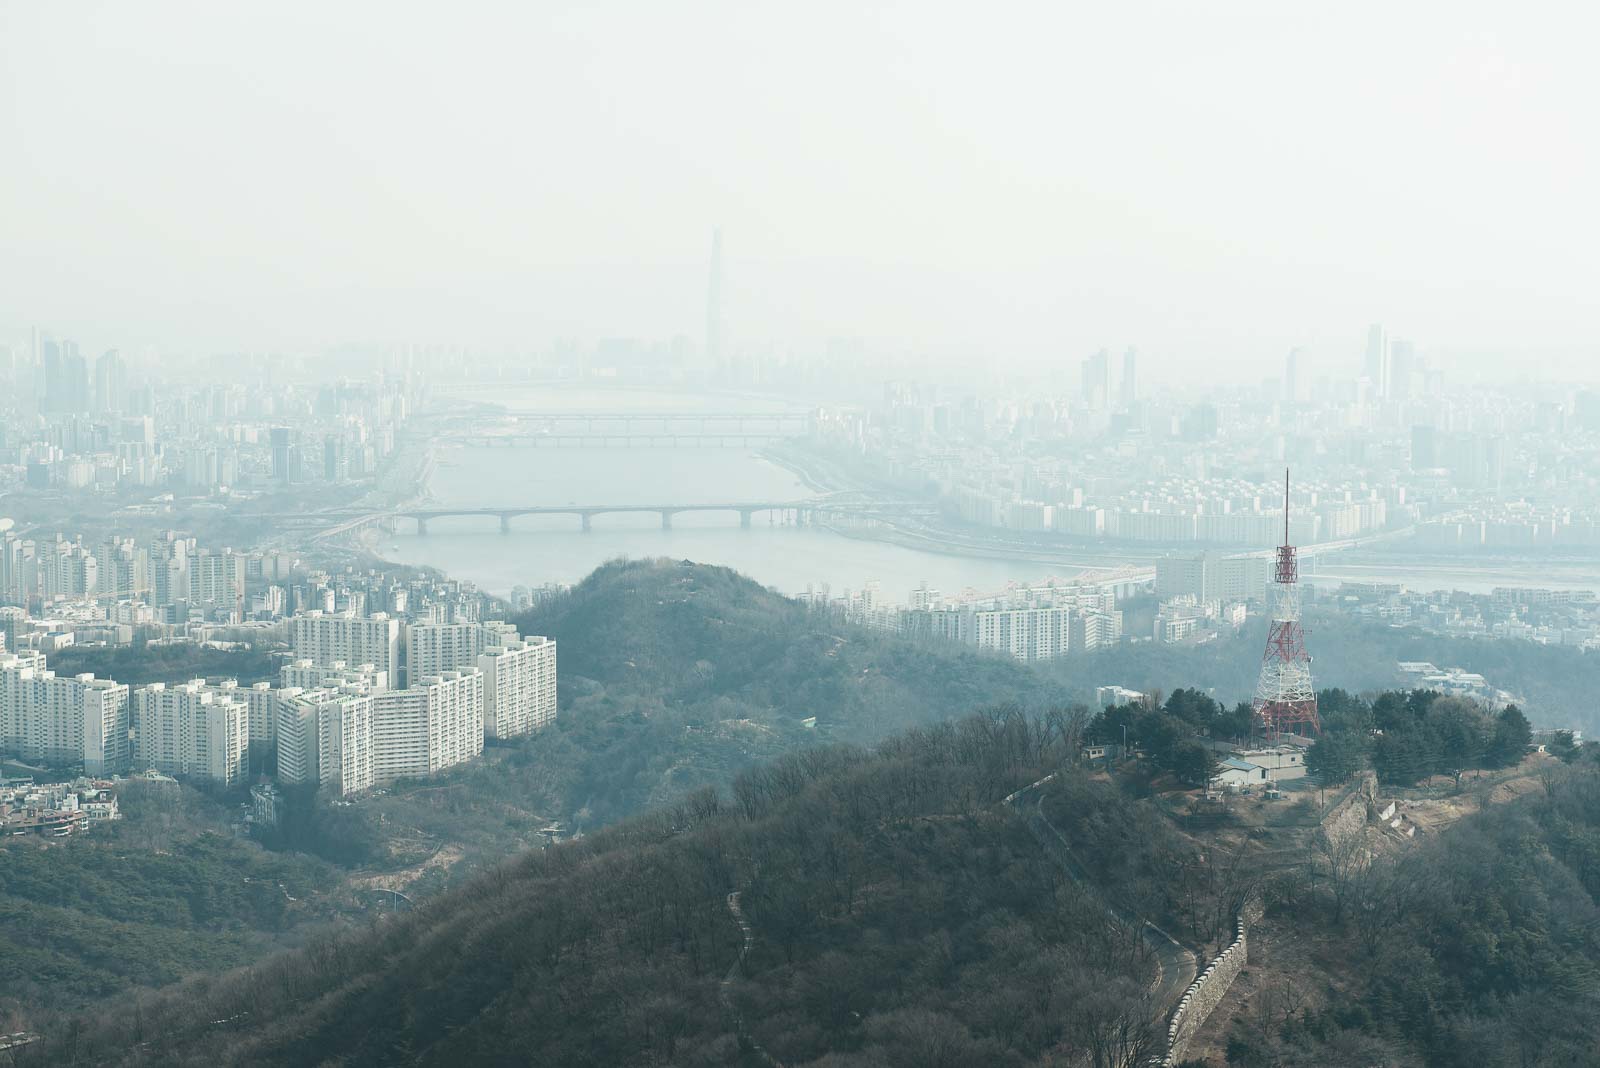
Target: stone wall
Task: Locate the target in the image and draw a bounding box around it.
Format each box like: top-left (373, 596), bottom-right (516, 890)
top-left (1320, 770), bottom-right (1377, 850)
top-left (1162, 898), bottom-right (1263, 1066)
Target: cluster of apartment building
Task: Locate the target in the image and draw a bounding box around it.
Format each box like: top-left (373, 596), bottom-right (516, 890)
top-left (0, 522), bottom-right (508, 666)
top-left (1395, 661), bottom-right (1521, 708)
top-left (264, 613), bottom-right (557, 797)
top-left (805, 580), bottom-right (1124, 663)
top-left (0, 612), bottom-right (557, 798)
top-left (803, 340), bottom-right (1600, 560)
top-left (0, 526), bottom-right (332, 626)
top-left (0, 338), bottom-right (416, 495)
top-left (1328, 583), bottom-right (1600, 649)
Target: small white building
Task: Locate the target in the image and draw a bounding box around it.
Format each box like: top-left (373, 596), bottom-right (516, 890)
top-left (1236, 745), bottom-right (1309, 782)
top-left (1213, 756), bottom-right (1269, 789)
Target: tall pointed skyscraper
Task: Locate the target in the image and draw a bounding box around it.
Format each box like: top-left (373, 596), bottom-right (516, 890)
top-left (705, 227), bottom-right (723, 372)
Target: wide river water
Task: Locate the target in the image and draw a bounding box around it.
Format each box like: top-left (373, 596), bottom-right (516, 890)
top-left (379, 387), bottom-right (1596, 600)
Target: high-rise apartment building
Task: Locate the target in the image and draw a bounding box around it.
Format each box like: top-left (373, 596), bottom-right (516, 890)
top-left (291, 611), bottom-right (401, 684)
top-left (1120, 347), bottom-right (1138, 407)
top-left (405, 620), bottom-right (516, 685)
top-left (192, 548), bottom-right (247, 616)
top-left (965, 605), bottom-right (1073, 662)
top-left (204, 678), bottom-right (280, 767)
top-left (0, 651), bottom-right (130, 773)
top-left (132, 681), bottom-right (248, 786)
top-left (271, 427), bottom-right (295, 484)
top-left (1156, 551), bottom-right (1268, 603)
top-left (277, 671), bottom-right (484, 796)
top-left (41, 338), bottom-right (91, 413)
top-left (372, 670), bottom-right (483, 785)
top-left (479, 636), bottom-right (557, 739)
top-left (275, 686), bottom-right (370, 796)
top-left (81, 677), bottom-right (133, 775)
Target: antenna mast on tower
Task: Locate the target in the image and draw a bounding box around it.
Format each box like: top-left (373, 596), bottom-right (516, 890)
top-left (1252, 468), bottom-right (1320, 738)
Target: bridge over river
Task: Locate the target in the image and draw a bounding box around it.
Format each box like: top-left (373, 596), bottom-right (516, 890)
top-left (290, 493), bottom-right (934, 540)
top-left (436, 409), bottom-right (814, 449)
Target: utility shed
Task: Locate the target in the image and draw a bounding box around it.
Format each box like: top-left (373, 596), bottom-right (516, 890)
top-left (1212, 756), bottom-right (1268, 788)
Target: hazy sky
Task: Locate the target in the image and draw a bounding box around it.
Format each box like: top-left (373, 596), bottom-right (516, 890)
top-left (2, 2), bottom-right (1596, 379)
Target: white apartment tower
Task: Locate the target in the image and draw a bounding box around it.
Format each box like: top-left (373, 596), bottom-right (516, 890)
top-left (479, 636), bottom-right (557, 739)
top-left (276, 686), bottom-right (373, 796)
top-left (317, 689), bottom-right (376, 796)
top-left (204, 678), bottom-right (281, 767)
top-left (405, 620), bottom-right (517, 685)
top-left (278, 672), bottom-right (483, 796)
top-left (0, 651), bottom-right (130, 773)
top-left (372, 670), bottom-right (483, 785)
top-left (133, 681), bottom-right (248, 786)
top-left (82, 677), bottom-right (133, 775)
top-left (290, 611), bottom-right (401, 684)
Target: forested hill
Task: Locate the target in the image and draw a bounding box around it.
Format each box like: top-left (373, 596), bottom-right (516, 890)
top-left (482, 558), bottom-right (1071, 828)
top-left (515, 557), bottom-right (1067, 744)
top-left (34, 712), bottom-right (1164, 1067)
top-left (39, 707), bottom-right (1600, 1067)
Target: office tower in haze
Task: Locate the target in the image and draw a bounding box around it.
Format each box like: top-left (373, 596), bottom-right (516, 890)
top-left (705, 227), bottom-right (723, 372)
top-left (271, 427), bottom-right (294, 484)
top-left (42, 339), bottom-right (92, 413)
top-left (1080, 349), bottom-right (1110, 408)
top-left (94, 349), bottom-right (126, 413)
top-left (1285, 347), bottom-right (1302, 403)
top-left (1120, 347), bottom-right (1137, 407)
top-left (1364, 323), bottom-right (1391, 401)
top-left (1390, 338), bottom-right (1416, 400)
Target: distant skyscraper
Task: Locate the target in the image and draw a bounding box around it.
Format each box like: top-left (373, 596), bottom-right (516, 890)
top-left (1390, 338), bottom-right (1415, 400)
top-left (1080, 348), bottom-right (1110, 408)
top-left (39, 337), bottom-right (62, 411)
top-left (705, 227), bottom-right (723, 372)
top-left (94, 349), bottom-right (126, 413)
top-left (271, 427), bottom-right (293, 484)
top-left (1285, 347), bottom-right (1302, 403)
top-left (1364, 324), bottom-right (1391, 401)
top-left (1120, 347), bottom-right (1137, 407)
top-left (40, 337), bottom-right (90, 413)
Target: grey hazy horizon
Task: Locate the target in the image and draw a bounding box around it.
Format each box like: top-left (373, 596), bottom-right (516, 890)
top-left (2, 3), bottom-right (1596, 382)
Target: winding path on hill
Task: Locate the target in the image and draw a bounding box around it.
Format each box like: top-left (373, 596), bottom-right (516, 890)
top-left (720, 891), bottom-right (785, 1067)
top-left (1007, 778), bottom-right (1199, 1043)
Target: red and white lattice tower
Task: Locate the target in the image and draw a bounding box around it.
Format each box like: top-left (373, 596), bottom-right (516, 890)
top-left (1252, 468), bottom-right (1320, 737)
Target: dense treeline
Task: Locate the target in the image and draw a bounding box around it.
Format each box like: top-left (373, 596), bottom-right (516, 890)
top-left (28, 709), bottom-right (1172, 1067)
top-left (1305, 688), bottom-right (1534, 788)
top-left (1086, 687), bottom-right (1252, 787)
top-left (1231, 760), bottom-right (1600, 1067)
top-left (1056, 611), bottom-right (1600, 735)
top-left (0, 782), bottom-right (344, 1013)
top-left (44, 643), bottom-right (285, 688)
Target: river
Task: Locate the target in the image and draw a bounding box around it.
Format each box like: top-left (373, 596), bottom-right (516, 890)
top-left (382, 388), bottom-right (1055, 600)
top-left (378, 387), bottom-right (1595, 600)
